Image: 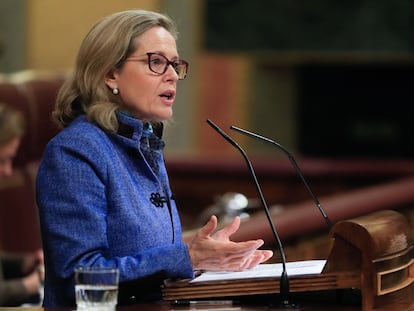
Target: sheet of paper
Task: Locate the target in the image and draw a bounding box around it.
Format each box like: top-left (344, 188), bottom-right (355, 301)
top-left (190, 260), bottom-right (326, 283)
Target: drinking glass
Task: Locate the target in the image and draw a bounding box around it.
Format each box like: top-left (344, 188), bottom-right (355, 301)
top-left (75, 266), bottom-right (119, 311)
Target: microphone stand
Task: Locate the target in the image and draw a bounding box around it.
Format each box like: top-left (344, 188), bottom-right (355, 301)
top-left (230, 125), bottom-right (332, 228)
top-left (207, 119), bottom-right (297, 308)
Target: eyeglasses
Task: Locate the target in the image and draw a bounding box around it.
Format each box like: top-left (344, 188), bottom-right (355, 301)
top-left (124, 52), bottom-right (189, 80)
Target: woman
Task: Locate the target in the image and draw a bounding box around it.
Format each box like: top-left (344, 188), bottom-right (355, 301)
top-left (0, 103), bottom-right (44, 306)
top-left (36, 9), bottom-right (273, 307)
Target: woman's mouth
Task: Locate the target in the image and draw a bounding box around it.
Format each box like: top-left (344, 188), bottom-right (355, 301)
top-left (160, 90), bottom-right (175, 103)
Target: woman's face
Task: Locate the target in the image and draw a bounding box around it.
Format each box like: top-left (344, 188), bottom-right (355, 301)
top-left (106, 26), bottom-right (180, 122)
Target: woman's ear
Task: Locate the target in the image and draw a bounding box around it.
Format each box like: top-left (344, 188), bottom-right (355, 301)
top-left (104, 69), bottom-right (118, 90)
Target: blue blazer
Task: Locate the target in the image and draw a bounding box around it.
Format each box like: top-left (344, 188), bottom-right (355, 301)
top-left (36, 112), bottom-right (194, 307)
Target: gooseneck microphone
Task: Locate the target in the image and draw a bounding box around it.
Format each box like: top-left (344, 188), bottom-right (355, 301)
top-left (207, 119), bottom-right (295, 308)
top-left (230, 125), bottom-right (332, 228)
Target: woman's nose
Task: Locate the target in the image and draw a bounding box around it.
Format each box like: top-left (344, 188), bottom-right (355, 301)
top-left (164, 64), bottom-right (179, 81)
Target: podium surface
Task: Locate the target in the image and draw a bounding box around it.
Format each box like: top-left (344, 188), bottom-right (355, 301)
top-left (163, 210), bottom-right (414, 310)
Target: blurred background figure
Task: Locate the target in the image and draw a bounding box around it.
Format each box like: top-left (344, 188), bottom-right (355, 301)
top-left (0, 104), bottom-right (24, 178)
top-left (0, 103), bottom-right (44, 306)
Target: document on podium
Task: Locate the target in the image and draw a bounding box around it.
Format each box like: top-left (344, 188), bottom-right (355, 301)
top-left (190, 260), bottom-right (327, 283)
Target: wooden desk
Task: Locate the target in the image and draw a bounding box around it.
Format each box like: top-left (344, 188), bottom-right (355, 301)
top-left (3, 290), bottom-right (412, 311)
top-left (0, 301), bottom-right (362, 311)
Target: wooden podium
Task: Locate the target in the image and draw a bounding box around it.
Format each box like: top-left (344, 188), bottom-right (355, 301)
top-left (163, 210), bottom-right (414, 310)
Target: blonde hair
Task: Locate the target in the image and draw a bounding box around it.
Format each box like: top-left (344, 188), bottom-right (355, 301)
top-left (0, 103), bottom-right (25, 146)
top-left (53, 9), bottom-right (178, 132)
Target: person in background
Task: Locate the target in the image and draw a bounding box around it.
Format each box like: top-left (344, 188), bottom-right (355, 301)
top-left (0, 103), bottom-right (44, 306)
top-left (36, 9), bottom-right (273, 308)
top-left (0, 104), bottom-right (24, 179)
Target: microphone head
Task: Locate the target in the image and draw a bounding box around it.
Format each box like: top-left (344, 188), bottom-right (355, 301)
top-left (206, 119), bottom-right (240, 149)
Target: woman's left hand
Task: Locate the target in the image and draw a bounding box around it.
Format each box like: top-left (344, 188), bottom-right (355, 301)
top-left (187, 215), bottom-right (273, 272)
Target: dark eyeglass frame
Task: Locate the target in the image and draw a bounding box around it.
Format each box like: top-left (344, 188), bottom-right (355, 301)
top-left (124, 52), bottom-right (189, 80)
